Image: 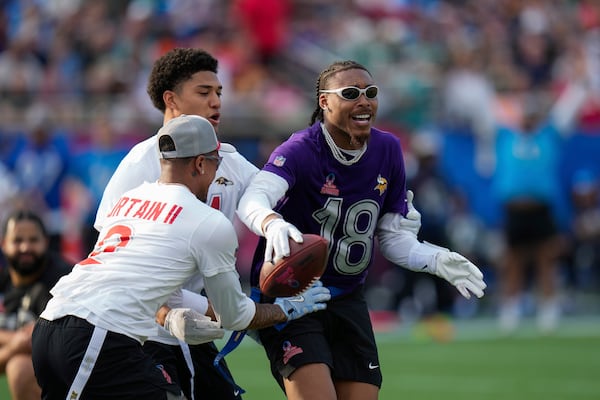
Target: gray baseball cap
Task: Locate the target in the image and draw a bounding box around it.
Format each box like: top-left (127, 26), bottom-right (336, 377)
top-left (158, 115), bottom-right (220, 159)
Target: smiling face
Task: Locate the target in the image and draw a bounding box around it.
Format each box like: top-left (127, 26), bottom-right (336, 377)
top-left (164, 71), bottom-right (223, 132)
top-left (319, 67), bottom-right (378, 149)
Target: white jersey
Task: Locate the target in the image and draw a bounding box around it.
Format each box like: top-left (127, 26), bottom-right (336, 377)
top-left (93, 134), bottom-right (259, 344)
top-left (95, 137), bottom-right (259, 230)
top-left (42, 182), bottom-right (253, 343)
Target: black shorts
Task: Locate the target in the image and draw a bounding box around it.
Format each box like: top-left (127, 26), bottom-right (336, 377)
top-left (32, 316), bottom-right (183, 400)
top-left (504, 202), bottom-right (557, 247)
top-left (259, 286), bottom-right (382, 391)
top-left (143, 340), bottom-right (242, 400)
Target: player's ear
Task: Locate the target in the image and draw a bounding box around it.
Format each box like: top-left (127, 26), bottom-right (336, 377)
top-left (193, 155), bottom-right (205, 176)
top-left (319, 94), bottom-right (328, 111)
top-left (163, 90), bottom-right (176, 111)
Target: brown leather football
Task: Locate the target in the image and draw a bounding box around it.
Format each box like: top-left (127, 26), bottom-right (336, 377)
top-left (259, 234), bottom-right (328, 297)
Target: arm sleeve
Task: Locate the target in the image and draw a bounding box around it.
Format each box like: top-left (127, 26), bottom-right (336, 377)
top-left (181, 290), bottom-right (208, 314)
top-left (376, 212), bottom-right (420, 268)
top-left (203, 271), bottom-right (256, 331)
top-left (236, 170), bottom-right (289, 236)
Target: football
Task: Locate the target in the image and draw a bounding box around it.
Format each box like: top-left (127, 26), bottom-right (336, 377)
top-left (259, 234), bottom-right (329, 298)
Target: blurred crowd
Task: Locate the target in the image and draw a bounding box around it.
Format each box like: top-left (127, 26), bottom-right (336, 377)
top-left (1, 0), bottom-right (600, 332)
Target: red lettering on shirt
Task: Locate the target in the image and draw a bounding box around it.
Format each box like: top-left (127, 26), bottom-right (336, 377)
top-left (133, 200), bottom-right (151, 219)
top-left (144, 202), bottom-right (167, 221)
top-left (164, 205), bottom-right (183, 224)
top-left (124, 198), bottom-right (142, 216)
top-left (110, 197), bottom-right (181, 225)
top-left (108, 197), bottom-right (129, 217)
top-left (209, 194), bottom-right (221, 210)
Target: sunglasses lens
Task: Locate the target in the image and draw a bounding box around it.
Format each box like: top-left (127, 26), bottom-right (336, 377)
top-left (341, 87), bottom-right (360, 100)
top-left (366, 86), bottom-right (378, 98)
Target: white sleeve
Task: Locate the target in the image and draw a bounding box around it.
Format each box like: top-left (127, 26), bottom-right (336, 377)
top-left (165, 288), bottom-right (209, 315)
top-left (376, 212), bottom-right (422, 270)
top-left (236, 170), bottom-right (289, 236)
top-left (181, 290), bottom-right (209, 315)
top-left (203, 271), bottom-right (256, 331)
top-left (193, 213), bottom-right (239, 278)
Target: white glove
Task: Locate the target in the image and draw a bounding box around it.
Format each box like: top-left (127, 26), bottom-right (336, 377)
top-left (400, 190), bottom-right (422, 236)
top-left (163, 308), bottom-right (225, 344)
top-left (409, 242), bottom-right (486, 299)
top-left (263, 218), bottom-right (304, 263)
top-left (274, 280), bottom-right (331, 321)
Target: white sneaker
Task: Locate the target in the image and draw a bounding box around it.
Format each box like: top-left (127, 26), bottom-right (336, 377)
top-left (498, 298), bottom-right (521, 334)
top-left (537, 298), bottom-right (560, 334)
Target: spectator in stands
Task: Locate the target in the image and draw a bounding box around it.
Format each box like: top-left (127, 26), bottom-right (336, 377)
top-left (0, 209), bottom-right (71, 400)
top-left (69, 115), bottom-right (128, 255)
top-left (567, 169), bottom-right (600, 290)
top-left (5, 103), bottom-right (71, 253)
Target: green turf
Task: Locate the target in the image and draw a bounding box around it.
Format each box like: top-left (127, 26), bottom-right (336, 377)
top-left (0, 377), bottom-right (6, 399)
top-left (222, 333), bottom-right (600, 400)
top-left (5, 317), bottom-right (599, 399)
top-left (217, 316), bottom-right (600, 400)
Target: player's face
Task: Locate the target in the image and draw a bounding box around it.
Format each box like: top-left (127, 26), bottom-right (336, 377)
top-left (319, 68), bottom-right (377, 148)
top-left (172, 71), bottom-right (223, 132)
top-left (1, 219), bottom-right (49, 276)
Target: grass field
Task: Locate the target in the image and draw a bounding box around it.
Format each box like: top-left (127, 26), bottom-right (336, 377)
top-left (219, 316), bottom-right (600, 400)
top-left (3, 316), bottom-right (598, 399)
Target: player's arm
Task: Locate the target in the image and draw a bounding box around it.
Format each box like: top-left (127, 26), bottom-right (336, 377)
top-left (155, 288), bottom-right (215, 328)
top-left (236, 171), bottom-right (303, 263)
top-left (376, 192), bottom-right (486, 300)
top-left (160, 274), bottom-right (330, 343)
top-left (0, 323), bottom-right (34, 373)
top-left (204, 271), bottom-right (330, 331)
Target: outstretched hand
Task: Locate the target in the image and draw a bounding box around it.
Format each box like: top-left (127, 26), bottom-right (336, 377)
top-left (412, 242), bottom-right (487, 299)
top-left (434, 250), bottom-right (486, 299)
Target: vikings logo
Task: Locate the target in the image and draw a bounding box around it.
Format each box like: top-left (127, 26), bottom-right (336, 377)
top-left (215, 176), bottom-right (233, 186)
top-left (374, 174), bottom-right (388, 195)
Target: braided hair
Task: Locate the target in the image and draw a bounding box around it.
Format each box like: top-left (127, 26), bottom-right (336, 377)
top-left (309, 60), bottom-right (372, 126)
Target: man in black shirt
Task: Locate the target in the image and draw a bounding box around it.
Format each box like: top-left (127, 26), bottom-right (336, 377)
top-left (0, 209), bottom-right (71, 400)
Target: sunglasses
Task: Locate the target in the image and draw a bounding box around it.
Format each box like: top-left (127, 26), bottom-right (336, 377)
top-left (204, 155), bottom-right (223, 168)
top-left (319, 85), bottom-right (378, 101)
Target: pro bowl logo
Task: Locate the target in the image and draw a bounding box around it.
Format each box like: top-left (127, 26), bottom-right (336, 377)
top-left (275, 266), bottom-right (300, 289)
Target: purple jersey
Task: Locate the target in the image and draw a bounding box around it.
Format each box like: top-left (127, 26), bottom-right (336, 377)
top-left (251, 123), bottom-right (409, 295)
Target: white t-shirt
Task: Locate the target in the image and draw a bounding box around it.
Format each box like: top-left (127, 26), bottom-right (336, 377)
top-left (92, 135), bottom-right (259, 344)
top-left (42, 182), bottom-right (255, 343)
